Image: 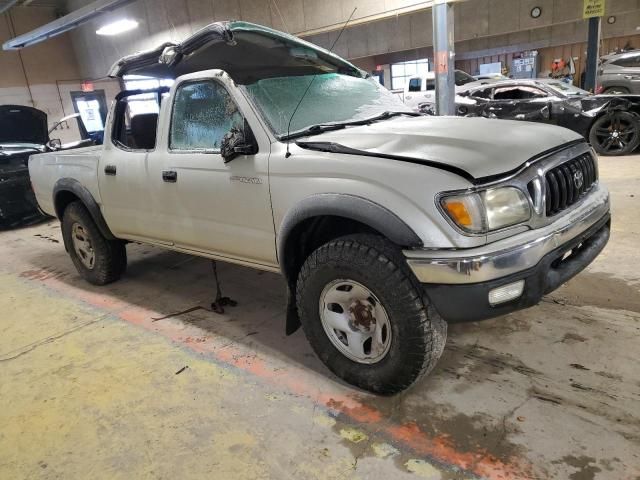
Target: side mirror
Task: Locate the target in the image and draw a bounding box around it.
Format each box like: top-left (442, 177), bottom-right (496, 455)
top-left (47, 138), bottom-right (62, 151)
top-left (220, 123), bottom-right (258, 163)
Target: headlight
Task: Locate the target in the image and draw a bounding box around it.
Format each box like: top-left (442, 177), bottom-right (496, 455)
top-left (440, 187), bottom-right (531, 234)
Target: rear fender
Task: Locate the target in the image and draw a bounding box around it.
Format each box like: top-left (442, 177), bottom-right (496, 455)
top-left (53, 178), bottom-right (116, 241)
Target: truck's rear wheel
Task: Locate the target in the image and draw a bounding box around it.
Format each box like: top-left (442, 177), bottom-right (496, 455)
top-left (296, 234), bottom-right (446, 394)
top-left (62, 201), bottom-right (127, 285)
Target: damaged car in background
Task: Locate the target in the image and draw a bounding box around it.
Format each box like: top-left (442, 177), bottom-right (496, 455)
top-left (419, 78), bottom-right (640, 156)
top-left (0, 105), bottom-right (93, 228)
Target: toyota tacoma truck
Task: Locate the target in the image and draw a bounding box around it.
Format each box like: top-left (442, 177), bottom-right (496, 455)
top-left (29, 22), bottom-right (610, 394)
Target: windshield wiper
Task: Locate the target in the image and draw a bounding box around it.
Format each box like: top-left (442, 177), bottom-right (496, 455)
top-left (282, 123), bottom-right (349, 140)
top-left (363, 111), bottom-right (421, 123)
top-left (282, 111), bottom-right (419, 140)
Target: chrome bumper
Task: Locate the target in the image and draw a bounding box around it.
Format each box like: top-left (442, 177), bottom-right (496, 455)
top-left (404, 188), bottom-right (610, 285)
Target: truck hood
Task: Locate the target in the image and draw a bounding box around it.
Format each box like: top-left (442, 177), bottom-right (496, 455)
top-left (297, 116), bottom-right (583, 183)
top-left (0, 105), bottom-right (48, 146)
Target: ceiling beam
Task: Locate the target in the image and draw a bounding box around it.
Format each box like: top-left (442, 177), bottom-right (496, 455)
top-left (0, 0), bottom-right (20, 14)
top-left (2, 0), bottom-right (136, 50)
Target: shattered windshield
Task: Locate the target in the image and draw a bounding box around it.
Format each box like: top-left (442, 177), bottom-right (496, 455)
top-left (243, 73), bottom-right (411, 138)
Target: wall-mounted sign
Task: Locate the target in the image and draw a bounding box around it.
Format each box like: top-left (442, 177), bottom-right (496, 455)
top-left (583, 0), bottom-right (605, 19)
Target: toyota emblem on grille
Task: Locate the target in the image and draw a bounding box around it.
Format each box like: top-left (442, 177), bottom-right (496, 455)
top-left (573, 170), bottom-right (584, 189)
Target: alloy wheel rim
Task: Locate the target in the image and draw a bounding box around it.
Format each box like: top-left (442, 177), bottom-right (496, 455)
top-left (319, 279), bottom-right (392, 364)
top-left (594, 114), bottom-right (637, 153)
top-left (71, 223), bottom-right (95, 269)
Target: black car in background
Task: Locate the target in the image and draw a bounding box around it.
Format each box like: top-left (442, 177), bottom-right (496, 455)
top-left (0, 105), bottom-right (93, 228)
top-left (420, 78), bottom-right (640, 156)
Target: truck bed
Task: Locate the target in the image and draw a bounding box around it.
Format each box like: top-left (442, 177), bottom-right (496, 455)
top-left (29, 145), bottom-right (102, 218)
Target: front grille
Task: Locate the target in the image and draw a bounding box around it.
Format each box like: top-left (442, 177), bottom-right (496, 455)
top-left (544, 153), bottom-right (598, 216)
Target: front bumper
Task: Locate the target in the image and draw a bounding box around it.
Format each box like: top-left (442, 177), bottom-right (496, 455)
top-left (404, 191), bottom-right (610, 323)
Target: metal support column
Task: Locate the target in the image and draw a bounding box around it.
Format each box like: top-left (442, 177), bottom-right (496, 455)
top-left (584, 16), bottom-right (601, 92)
top-left (432, 0), bottom-right (455, 116)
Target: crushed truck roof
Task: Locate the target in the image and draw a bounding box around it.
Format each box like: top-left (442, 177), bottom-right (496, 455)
top-left (108, 21), bottom-right (364, 84)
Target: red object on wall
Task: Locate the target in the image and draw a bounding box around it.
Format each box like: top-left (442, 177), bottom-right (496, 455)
top-left (435, 51), bottom-right (449, 74)
top-left (81, 81), bottom-right (94, 93)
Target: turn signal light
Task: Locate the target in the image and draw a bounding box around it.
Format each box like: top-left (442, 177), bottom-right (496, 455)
top-left (444, 201), bottom-right (472, 227)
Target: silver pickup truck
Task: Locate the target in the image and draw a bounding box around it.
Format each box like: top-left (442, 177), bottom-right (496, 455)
top-left (29, 22), bottom-right (610, 394)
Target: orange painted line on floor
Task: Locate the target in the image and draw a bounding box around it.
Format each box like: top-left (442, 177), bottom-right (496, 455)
top-left (23, 269), bottom-right (533, 480)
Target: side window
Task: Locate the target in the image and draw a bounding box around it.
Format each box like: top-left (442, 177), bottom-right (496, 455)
top-left (112, 91), bottom-right (165, 151)
top-left (425, 79), bottom-right (436, 91)
top-left (408, 78), bottom-right (422, 92)
top-left (493, 86), bottom-right (547, 100)
top-left (613, 54), bottom-right (640, 68)
top-left (170, 81), bottom-right (243, 151)
top-left (470, 88), bottom-right (493, 99)
top-left (454, 70), bottom-right (475, 86)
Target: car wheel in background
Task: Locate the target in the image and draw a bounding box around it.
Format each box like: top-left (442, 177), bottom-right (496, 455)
top-left (603, 86), bottom-right (630, 95)
top-left (296, 234), bottom-right (447, 395)
top-left (61, 201), bottom-right (127, 285)
top-left (589, 111), bottom-right (640, 156)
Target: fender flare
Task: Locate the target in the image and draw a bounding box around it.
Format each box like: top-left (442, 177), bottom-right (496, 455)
top-left (53, 178), bottom-right (117, 240)
top-left (278, 194), bottom-right (423, 335)
top-left (277, 193), bottom-right (423, 266)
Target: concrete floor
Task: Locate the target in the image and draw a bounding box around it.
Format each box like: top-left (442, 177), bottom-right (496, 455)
top-left (1, 156), bottom-right (639, 480)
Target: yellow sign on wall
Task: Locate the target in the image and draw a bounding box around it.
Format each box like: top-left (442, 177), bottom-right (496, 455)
top-left (583, 0), bottom-right (605, 19)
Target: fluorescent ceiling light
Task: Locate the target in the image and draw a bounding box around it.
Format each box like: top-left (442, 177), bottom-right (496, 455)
top-left (96, 19), bottom-right (138, 36)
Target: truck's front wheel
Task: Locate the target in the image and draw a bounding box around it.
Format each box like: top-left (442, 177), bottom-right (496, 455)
top-left (62, 201), bottom-right (127, 285)
top-left (296, 234), bottom-right (446, 394)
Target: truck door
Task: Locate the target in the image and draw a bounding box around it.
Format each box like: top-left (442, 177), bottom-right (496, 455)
top-left (98, 89), bottom-right (165, 241)
top-left (147, 73), bottom-right (277, 267)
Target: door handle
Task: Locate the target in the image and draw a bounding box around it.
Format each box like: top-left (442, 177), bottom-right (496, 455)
top-left (162, 170), bottom-right (177, 183)
top-left (104, 165), bottom-right (117, 176)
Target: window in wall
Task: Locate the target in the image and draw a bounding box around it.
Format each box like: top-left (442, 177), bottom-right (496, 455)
top-left (170, 81), bottom-right (244, 151)
top-left (391, 59), bottom-right (429, 90)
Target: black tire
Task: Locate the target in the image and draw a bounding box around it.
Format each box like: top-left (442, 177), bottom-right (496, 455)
top-left (603, 86), bottom-right (630, 95)
top-left (61, 201), bottom-right (127, 285)
top-left (296, 234), bottom-right (446, 395)
top-left (589, 111), bottom-right (640, 156)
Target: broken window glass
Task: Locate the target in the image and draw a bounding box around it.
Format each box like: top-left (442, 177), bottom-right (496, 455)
top-left (493, 86), bottom-right (547, 101)
top-left (170, 81), bottom-right (243, 151)
top-left (244, 73), bottom-right (410, 137)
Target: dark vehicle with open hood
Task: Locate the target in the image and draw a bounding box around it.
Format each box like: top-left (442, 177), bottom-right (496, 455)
top-left (28, 21), bottom-right (611, 394)
top-left (0, 105), bottom-right (93, 227)
top-left (420, 78), bottom-right (640, 156)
